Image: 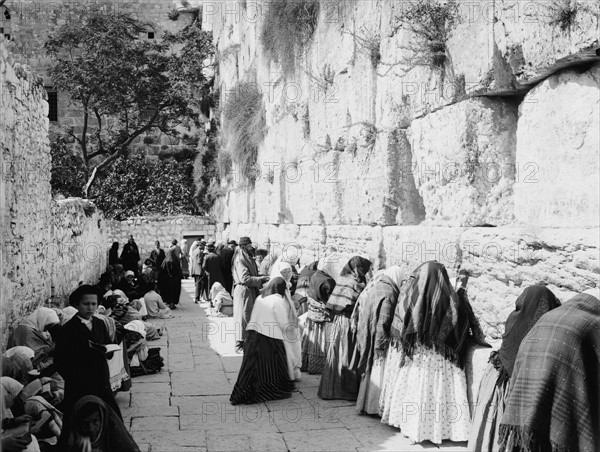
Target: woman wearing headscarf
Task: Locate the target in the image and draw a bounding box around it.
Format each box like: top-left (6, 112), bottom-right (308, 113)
top-left (468, 285), bottom-right (561, 452)
top-left (209, 282), bottom-right (234, 317)
top-left (62, 395), bottom-right (140, 452)
top-left (230, 277), bottom-right (295, 405)
top-left (381, 261), bottom-right (489, 443)
top-left (2, 348), bottom-right (34, 385)
top-left (159, 246), bottom-right (183, 309)
top-left (295, 261), bottom-right (319, 317)
top-left (350, 266), bottom-right (404, 414)
top-left (318, 256), bottom-right (372, 400)
top-left (108, 242), bottom-right (120, 266)
top-left (498, 290), bottom-right (600, 452)
top-left (1, 377), bottom-right (42, 452)
top-left (300, 266), bottom-right (337, 374)
top-left (8, 308), bottom-right (61, 374)
top-left (140, 280), bottom-right (173, 319)
top-left (232, 237), bottom-right (270, 349)
top-left (270, 261), bottom-right (302, 381)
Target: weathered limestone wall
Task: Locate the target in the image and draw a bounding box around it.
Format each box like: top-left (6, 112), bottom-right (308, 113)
top-left (105, 215), bottom-right (216, 262)
top-left (208, 0), bottom-right (600, 339)
top-left (1, 41), bottom-right (107, 346)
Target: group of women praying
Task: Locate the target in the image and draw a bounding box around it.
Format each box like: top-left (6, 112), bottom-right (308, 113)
top-left (228, 239), bottom-right (600, 452)
top-left (0, 262), bottom-right (171, 451)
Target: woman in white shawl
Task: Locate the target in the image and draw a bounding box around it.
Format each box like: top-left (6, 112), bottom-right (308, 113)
top-left (270, 261), bottom-right (302, 381)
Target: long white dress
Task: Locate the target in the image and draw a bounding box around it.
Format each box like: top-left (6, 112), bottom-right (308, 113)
top-left (385, 344), bottom-right (471, 444)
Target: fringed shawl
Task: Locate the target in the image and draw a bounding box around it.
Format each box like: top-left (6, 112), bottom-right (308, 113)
top-left (498, 293), bottom-right (600, 452)
top-left (326, 256), bottom-right (372, 313)
top-left (350, 275), bottom-right (400, 374)
top-left (296, 261), bottom-right (319, 291)
top-left (494, 285), bottom-right (561, 383)
top-left (390, 261), bottom-right (473, 368)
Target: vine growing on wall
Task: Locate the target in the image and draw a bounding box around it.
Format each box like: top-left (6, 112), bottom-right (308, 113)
top-left (260, 0), bottom-right (320, 75)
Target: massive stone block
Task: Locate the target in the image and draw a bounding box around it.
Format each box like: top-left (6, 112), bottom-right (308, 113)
top-left (407, 97), bottom-right (518, 226)
top-left (514, 63), bottom-right (600, 227)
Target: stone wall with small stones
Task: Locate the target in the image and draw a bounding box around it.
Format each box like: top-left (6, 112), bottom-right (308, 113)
top-left (105, 215), bottom-right (216, 265)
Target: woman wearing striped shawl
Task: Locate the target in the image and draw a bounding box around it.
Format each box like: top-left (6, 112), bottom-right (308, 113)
top-left (498, 290), bottom-right (600, 452)
top-left (317, 256), bottom-right (372, 400)
top-left (350, 266), bottom-right (405, 414)
top-left (381, 261), bottom-right (489, 444)
top-left (468, 285), bottom-right (560, 452)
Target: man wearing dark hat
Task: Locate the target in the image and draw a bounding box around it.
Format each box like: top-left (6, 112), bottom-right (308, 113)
top-left (232, 237), bottom-right (269, 351)
top-left (202, 241), bottom-right (226, 304)
top-left (220, 239), bottom-right (238, 295)
top-left (190, 238), bottom-right (207, 303)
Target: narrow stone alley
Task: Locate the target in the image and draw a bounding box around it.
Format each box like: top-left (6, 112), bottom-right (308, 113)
top-left (118, 280), bottom-right (468, 452)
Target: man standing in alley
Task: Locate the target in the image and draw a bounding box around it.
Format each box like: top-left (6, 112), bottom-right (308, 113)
top-left (191, 238), bottom-right (207, 303)
top-left (150, 240), bottom-right (166, 269)
top-left (232, 237), bottom-right (269, 351)
top-left (121, 235), bottom-right (140, 275)
top-left (220, 239), bottom-right (237, 295)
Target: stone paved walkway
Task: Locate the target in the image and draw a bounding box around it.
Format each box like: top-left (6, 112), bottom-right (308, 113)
top-left (117, 279), bottom-right (468, 452)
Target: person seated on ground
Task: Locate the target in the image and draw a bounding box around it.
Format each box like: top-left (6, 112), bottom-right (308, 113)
top-left (208, 283), bottom-right (233, 317)
top-left (122, 322), bottom-right (164, 376)
top-left (2, 348), bottom-right (35, 386)
top-left (140, 259), bottom-right (156, 284)
top-left (117, 271), bottom-right (141, 302)
top-left (110, 265), bottom-right (125, 290)
top-left (7, 308), bottom-right (61, 378)
top-left (62, 396), bottom-right (140, 452)
top-left (95, 272), bottom-right (113, 299)
top-left (103, 292), bottom-right (159, 340)
top-left (1, 377), bottom-right (41, 452)
top-left (140, 281), bottom-right (173, 319)
top-left (54, 284), bottom-right (122, 441)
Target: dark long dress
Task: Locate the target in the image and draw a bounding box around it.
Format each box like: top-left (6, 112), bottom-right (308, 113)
top-left (120, 241), bottom-right (140, 273)
top-left (54, 316), bottom-right (122, 433)
top-left (160, 249), bottom-right (183, 305)
top-left (230, 331), bottom-right (294, 405)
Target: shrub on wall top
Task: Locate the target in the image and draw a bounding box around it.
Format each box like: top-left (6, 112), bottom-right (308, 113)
top-left (260, 0), bottom-right (320, 75)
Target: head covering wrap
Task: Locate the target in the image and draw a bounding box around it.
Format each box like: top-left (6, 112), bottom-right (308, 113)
top-left (340, 256), bottom-right (372, 285)
top-left (496, 285), bottom-right (561, 379)
top-left (125, 270), bottom-right (135, 277)
top-left (296, 261), bottom-right (319, 292)
top-left (112, 289), bottom-right (129, 304)
top-left (210, 282), bottom-right (227, 300)
top-left (2, 351), bottom-right (33, 385)
top-left (270, 260), bottom-right (293, 287)
top-left (23, 307), bottom-right (60, 332)
top-left (317, 246), bottom-right (340, 280)
top-left (66, 395), bottom-right (141, 452)
top-left (3, 346), bottom-right (35, 360)
top-left (239, 236), bottom-right (252, 246)
top-left (383, 266), bottom-right (405, 289)
top-left (390, 261), bottom-right (477, 368)
top-left (62, 306), bottom-right (78, 323)
top-left (124, 320), bottom-right (146, 339)
top-left (261, 277), bottom-right (288, 297)
top-left (499, 292), bottom-right (600, 452)
top-left (1, 377), bottom-right (24, 419)
top-left (582, 286), bottom-right (600, 301)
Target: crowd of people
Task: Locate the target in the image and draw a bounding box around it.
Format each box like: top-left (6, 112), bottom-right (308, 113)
top-left (2, 233), bottom-right (599, 452)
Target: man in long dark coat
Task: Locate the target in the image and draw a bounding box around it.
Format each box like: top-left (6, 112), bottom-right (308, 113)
top-left (190, 238), bottom-right (206, 303)
top-left (203, 242), bottom-right (226, 303)
top-left (150, 240), bottom-right (166, 269)
top-left (120, 235), bottom-right (140, 274)
top-left (220, 240), bottom-right (237, 295)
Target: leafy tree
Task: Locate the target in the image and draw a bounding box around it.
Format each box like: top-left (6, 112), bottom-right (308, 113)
top-left (91, 153), bottom-right (198, 220)
top-left (50, 135), bottom-right (87, 198)
top-left (44, 9), bottom-right (215, 196)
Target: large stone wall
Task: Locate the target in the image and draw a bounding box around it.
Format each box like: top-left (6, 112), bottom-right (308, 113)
top-left (1, 40), bottom-right (107, 346)
top-left (106, 215), bottom-right (216, 263)
top-left (208, 1), bottom-right (600, 338)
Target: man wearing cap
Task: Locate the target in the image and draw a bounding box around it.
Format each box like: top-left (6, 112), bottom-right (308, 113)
top-left (190, 238), bottom-right (207, 303)
top-left (232, 237), bottom-right (269, 350)
top-left (202, 241), bottom-right (226, 304)
top-left (220, 239), bottom-right (237, 295)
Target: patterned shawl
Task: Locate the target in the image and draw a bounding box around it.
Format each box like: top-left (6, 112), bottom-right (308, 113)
top-left (296, 261), bottom-right (319, 291)
top-left (495, 285), bottom-right (561, 382)
top-left (499, 293), bottom-right (600, 452)
top-left (350, 274), bottom-right (401, 374)
top-left (390, 261), bottom-right (474, 368)
top-left (326, 256), bottom-right (372, 313)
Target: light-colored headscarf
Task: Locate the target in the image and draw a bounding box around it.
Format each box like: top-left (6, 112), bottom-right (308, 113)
top-left (270, 260), bottom-right (293, 287)
top-left (384, 266), bottom-right (406, 289)
top-left (23, 307), bottom-right (60, 332)
top-left (62, 306), bottom-right (78, 324)
top-left (210, 282), bottom-right (230, 301)
top-left (1, 376), bottom-right (24, 419)
top-left (3, 346), bottom-right (35, 360)
top-left (124, 320), bottom-right (147, 339)
top-left (112, 289), bottom-right (129, 303)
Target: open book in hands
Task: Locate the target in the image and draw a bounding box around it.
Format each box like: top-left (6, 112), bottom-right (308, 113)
top-left (88, 341), bottom-right (121, 355)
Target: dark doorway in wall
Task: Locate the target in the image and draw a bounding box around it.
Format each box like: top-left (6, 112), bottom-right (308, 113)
top-left (46, 89), bottom-right (58, 122)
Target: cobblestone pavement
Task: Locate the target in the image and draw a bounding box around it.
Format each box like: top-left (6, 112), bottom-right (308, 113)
top-left (118, 279), bottom-right (468, 452)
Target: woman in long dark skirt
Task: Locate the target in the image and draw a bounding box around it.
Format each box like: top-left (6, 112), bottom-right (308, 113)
top-left (160, 247), bottom-right (183, 309)
top-left (230, 277), bottom-right (295, 405)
